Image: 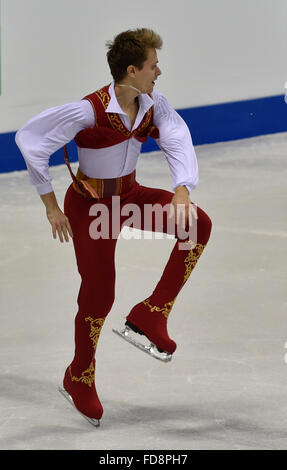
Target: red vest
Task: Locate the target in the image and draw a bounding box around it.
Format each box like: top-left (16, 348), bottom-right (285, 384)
top-left (74, 84), bottom-right (159, 149)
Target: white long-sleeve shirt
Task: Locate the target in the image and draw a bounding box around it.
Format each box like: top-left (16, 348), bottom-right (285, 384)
top-left (15, 82), bottom-right (199, 195)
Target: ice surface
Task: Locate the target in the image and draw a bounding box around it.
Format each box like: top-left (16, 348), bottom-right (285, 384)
top-left (1, 132), bottom-right (287, 450)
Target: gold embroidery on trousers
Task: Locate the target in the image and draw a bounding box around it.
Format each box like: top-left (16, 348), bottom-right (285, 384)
top-left (143, 298), bottom-right (177, 320)
top-left (141, 242), bottom-right (206, 319)
top-left (183, 242), bottom-right (206, 283)
top-left (85, 317), bottom-right (105, 351)
top-left (69, 361), bottom-right (95, 388)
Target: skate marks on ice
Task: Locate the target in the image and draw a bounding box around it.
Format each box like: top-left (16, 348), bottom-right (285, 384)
top-left (99, 397), bottom-right (287, 450)
top-left (0, 372), bottom-right (90, 449)
top-left (2, 374), bottom-right (287, 450)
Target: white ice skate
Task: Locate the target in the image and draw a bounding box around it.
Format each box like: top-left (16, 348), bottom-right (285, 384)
top-left (58, 386), bottom-right (100, 427)
top-left (112, 323), bottom-right (172, 363)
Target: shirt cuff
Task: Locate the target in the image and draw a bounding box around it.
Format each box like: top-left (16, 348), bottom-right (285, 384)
top-left (35, 181), bottom-right (54, 195)
top-left (174, 183), bottom-right (193, 194)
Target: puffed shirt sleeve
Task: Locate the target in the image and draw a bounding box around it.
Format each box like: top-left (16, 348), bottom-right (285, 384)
top-left (152, 91), bottom-right (199, 193)
top-left (15, 100), bottom-right (95, 195)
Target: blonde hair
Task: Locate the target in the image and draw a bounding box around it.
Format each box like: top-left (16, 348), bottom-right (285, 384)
top-left (106, 28), bottom-right (162, 82)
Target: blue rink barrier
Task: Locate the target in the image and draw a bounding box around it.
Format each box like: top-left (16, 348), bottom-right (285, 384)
top-left (0, 94), bottom-right (286, 173)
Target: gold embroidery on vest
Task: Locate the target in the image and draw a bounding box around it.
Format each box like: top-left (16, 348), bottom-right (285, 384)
top-left (132, 107), bottom-right (153, 136)
top-left (85, 317), bottom-right (105, 351)
top-left (69, 361), bottom-right (95, 388)
top-left (95, 86), bottom-right (153, 138)
top-left (108, 113), bottom-right (131, 137)
top-left (95, 88), bottom-right (110, 110)
top-left (95, 88), bottom-right (130, 136)
top-left (143, 297), bottom-right (177, 320)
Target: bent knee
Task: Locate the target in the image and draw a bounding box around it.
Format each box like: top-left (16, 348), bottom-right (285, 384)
top-left (197, 207), bottom-right (212, 244)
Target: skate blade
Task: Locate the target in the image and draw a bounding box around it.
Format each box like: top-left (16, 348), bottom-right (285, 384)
top-left (112, 326), bottom-right (172, 363)
top-left (58, 386), bottom-right (100, 428)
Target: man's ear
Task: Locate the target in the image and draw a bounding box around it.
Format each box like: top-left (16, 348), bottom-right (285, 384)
top-left (126, 64), bottom-right (137, 78)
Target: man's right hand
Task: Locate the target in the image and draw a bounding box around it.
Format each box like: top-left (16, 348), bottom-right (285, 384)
top-left (46, 206), bottom-right (73, 243)
top-left (40, 192), bottom-right (73, 243)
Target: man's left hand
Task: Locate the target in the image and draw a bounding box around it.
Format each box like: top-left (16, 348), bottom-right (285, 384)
top-left (169, 186), bottom-right (198, 230)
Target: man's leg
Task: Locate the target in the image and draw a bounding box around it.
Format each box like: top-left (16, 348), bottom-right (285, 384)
top-left (121, 183), bottom-right (212, 357)
top-left (62, 186), bottom-right (118, 421)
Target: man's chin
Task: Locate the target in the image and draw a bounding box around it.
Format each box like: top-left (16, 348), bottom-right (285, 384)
top-left (138, 84), bottom-right (154, 94)
top-left (146, 85), bottom-right (154, 94)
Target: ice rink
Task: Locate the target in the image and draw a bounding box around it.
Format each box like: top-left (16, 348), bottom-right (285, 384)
top-left (1, 132), bottom-right (287, 450)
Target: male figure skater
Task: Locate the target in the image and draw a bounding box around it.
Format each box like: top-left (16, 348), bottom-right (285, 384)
top-left (15, 28), bottom-right (212, 427)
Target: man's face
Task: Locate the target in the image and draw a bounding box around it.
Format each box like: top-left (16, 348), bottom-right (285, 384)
top-left (133, 48), bottom-right (162, 94)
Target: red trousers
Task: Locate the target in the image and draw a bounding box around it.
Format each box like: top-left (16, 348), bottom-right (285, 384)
top-left (63, 179), bottom-right (212, 419)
